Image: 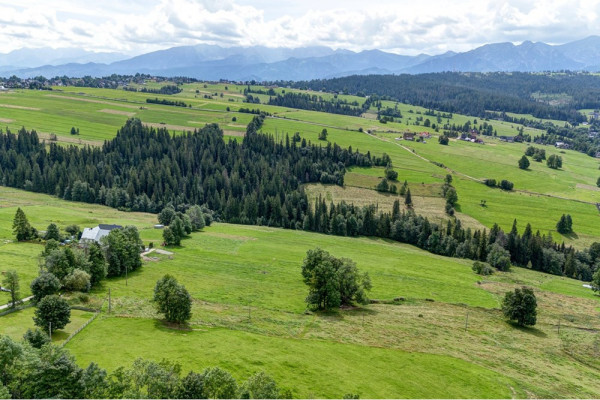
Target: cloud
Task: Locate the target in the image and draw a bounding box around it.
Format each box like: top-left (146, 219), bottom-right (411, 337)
top-left (0, 0), bottom-right (598, 56)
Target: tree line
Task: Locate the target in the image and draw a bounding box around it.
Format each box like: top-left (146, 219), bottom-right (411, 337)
top-left (1, 117), bottom-right (598, 283)
top-left (281, 72), bottom-right (597, 123)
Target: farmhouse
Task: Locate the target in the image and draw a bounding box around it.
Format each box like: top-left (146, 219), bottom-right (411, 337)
top-left (595, 151), bottom-right (600, 158)
top-left (555, 141), bottom-right (571, 149)
top-left (419, 132), bottom-right (432, 139)
top-left (80, 224), bottom-right (122, 244)
top-left (403, 132), bottom-right (415, 141)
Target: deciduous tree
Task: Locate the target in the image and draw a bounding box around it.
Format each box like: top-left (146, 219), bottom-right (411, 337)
top-left (33, 294), bottom-right (71, 331)
top-left (153, 275), bottom-right (192, 324)
top-left (502, 287), bottom-right (537, 326)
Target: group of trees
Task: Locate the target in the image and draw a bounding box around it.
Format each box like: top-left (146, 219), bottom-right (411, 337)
top-left (2, 117), bottom-right (599, 285)
top-left (267, 92), bottom-right (363, 117)
top-left (442, 175), bottom-right (458, 215)
top-left (556, 214), bottom-right (573, 234)
top-left (160, 204), bottom-right (210, 246)
top-left (484, 179), bottom-right (514, 191)
top-left (547, 154), bottom-right (563, 169)
top-left (301, 248), bottom-right (371, 310)
top-left (0, 335), bottom-right (287, 399)
top-left (0, 117), bottom-right (380, 227)
top-left (12, 208), bottom-right (143, 332)
top-left (145, 98), bottom-right (189, 107)
top-left (285, 72), bottom-right (592, 123)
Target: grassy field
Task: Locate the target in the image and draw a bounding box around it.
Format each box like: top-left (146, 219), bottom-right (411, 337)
top-left (0, 187), bottom-right (600, 397)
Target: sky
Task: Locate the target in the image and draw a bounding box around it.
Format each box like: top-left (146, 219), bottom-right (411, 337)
top-left (0, 0), bottom-right (599, 56)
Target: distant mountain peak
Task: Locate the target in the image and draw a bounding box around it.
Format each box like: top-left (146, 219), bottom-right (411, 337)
top-left (2, 36), bottom-right (600, 80)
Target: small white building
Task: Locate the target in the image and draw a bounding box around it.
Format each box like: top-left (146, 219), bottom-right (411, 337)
top-left (79, 224), bottom-right (122, 244)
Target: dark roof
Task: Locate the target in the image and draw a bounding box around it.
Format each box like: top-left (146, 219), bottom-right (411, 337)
top-left (98, 224), bottom-right (123, 230)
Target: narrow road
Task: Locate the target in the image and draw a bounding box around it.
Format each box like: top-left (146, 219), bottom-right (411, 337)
top-left (0, 296), bottom-right (34, 311)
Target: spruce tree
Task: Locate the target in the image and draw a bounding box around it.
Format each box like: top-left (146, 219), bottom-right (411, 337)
top-left (12, 207), bottom-right (35, 241)
top-left (405, 188), bottom-right (412, 207)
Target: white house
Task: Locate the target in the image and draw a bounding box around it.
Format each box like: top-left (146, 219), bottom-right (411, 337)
top-left (79, 224), bottom-right (122, 244)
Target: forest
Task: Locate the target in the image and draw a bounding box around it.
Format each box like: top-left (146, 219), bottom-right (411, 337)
top-left (0, 116), bottom-right (598, 283)
top-left (282, 72), bottom-right (600, 123)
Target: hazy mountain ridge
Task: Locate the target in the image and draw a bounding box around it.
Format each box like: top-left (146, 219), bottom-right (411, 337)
top-left (3, 37), bottom-right (600, 80)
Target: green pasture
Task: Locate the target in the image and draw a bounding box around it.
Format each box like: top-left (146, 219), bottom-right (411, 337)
top-left (0, 186), bottom-right (600, 397)
top-left (67, 316), bottom-right (518, 399)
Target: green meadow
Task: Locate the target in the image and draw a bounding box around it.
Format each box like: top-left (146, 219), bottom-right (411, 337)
top-left (0, 187), bottom-right (599, 397)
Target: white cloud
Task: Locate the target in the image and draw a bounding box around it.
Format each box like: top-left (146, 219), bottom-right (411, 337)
top-left (0, 0), bottom-right (598, 55)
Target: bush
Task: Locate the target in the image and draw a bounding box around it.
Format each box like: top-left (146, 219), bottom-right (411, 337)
top-left (499, 180), bottom-right (514, 191)
top-left (486, 243), bottom-right (511, 271)
top-left (484, 178), bottom-right (497, 187)
top-left (23, 328), bottom-right (51, 348)
top-left (64, 269), bottom-right (91, 292)
top-left (502, 287), bottom-right (537, 326)
top-left (438, 135), bottom-right (449, 145)
top-left (472, 261), bottom-right (494, 275)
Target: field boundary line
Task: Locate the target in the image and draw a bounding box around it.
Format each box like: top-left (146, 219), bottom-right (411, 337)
top-left (61, 299), bottom-right (106, 347)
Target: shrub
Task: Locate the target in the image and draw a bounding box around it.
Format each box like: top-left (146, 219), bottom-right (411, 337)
top-left (64, 269), bottom-right (91, 293)
top-left (472, 261), bottom-right (494, 275)
top-left (23, 328), bottom-right (51, 348)
top-left (499, 180), bottom-right (514, 191)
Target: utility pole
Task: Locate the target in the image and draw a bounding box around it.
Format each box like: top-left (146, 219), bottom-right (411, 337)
top-left (558, 318), bottom-right (561, 335)
top-left (49, 321), bottom-right (52, 340)
top-left (465, 311), bottom-right (469, 331)
top-left (108, 288), bottom-right (112, 313)
top-left (125, 265), bottom-right (128, 286)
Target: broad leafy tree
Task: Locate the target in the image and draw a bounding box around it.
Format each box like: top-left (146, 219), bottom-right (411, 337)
top-left (186, 205), bottom-right (205, 231)
top-left (2, 270), bottom-right (20, 308)
top-left (502, 287), bottom-right (537, 326)
top-left (202, 367), bottom-right (238, 399)
top-left (30, 272), bottom-right (61, 303)
top-left (301, 248), bottom-right (371, 310)
top-left (238, 371), bottom-right (279, 399)
top-left (33, 295), bottom-right (71, 331)
top-left (103, 226), bottom-right (143, 277)
top-left (153, 275), bottom-right (192, 324)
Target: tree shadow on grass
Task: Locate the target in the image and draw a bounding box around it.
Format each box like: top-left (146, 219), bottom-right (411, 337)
top-left (506, 321), bottom-right (547, 337)
top-left (153, 318), bottom-right (192, 333)
top-left (51, 330), bottom-right (69, 342)
top-left (561, 231), bottom-right (579, 240)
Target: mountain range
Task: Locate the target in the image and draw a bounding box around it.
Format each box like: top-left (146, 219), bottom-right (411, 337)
top-left (3, 36), bottom-right (600, 81)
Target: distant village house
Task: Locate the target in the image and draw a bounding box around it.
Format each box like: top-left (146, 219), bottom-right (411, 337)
top-left (80, 224), bottom-right (122, 244)
top-left (403, 132), bottom-right (415, 141)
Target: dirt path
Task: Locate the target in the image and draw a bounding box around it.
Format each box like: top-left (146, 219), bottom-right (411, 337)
top-left (0, 296), bottom-right (33, 311)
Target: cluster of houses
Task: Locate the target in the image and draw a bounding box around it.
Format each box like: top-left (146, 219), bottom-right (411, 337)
top-left (459, 132), bottom-right (484, 144)
top-left (398, 132), bottom-right (432, 141)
